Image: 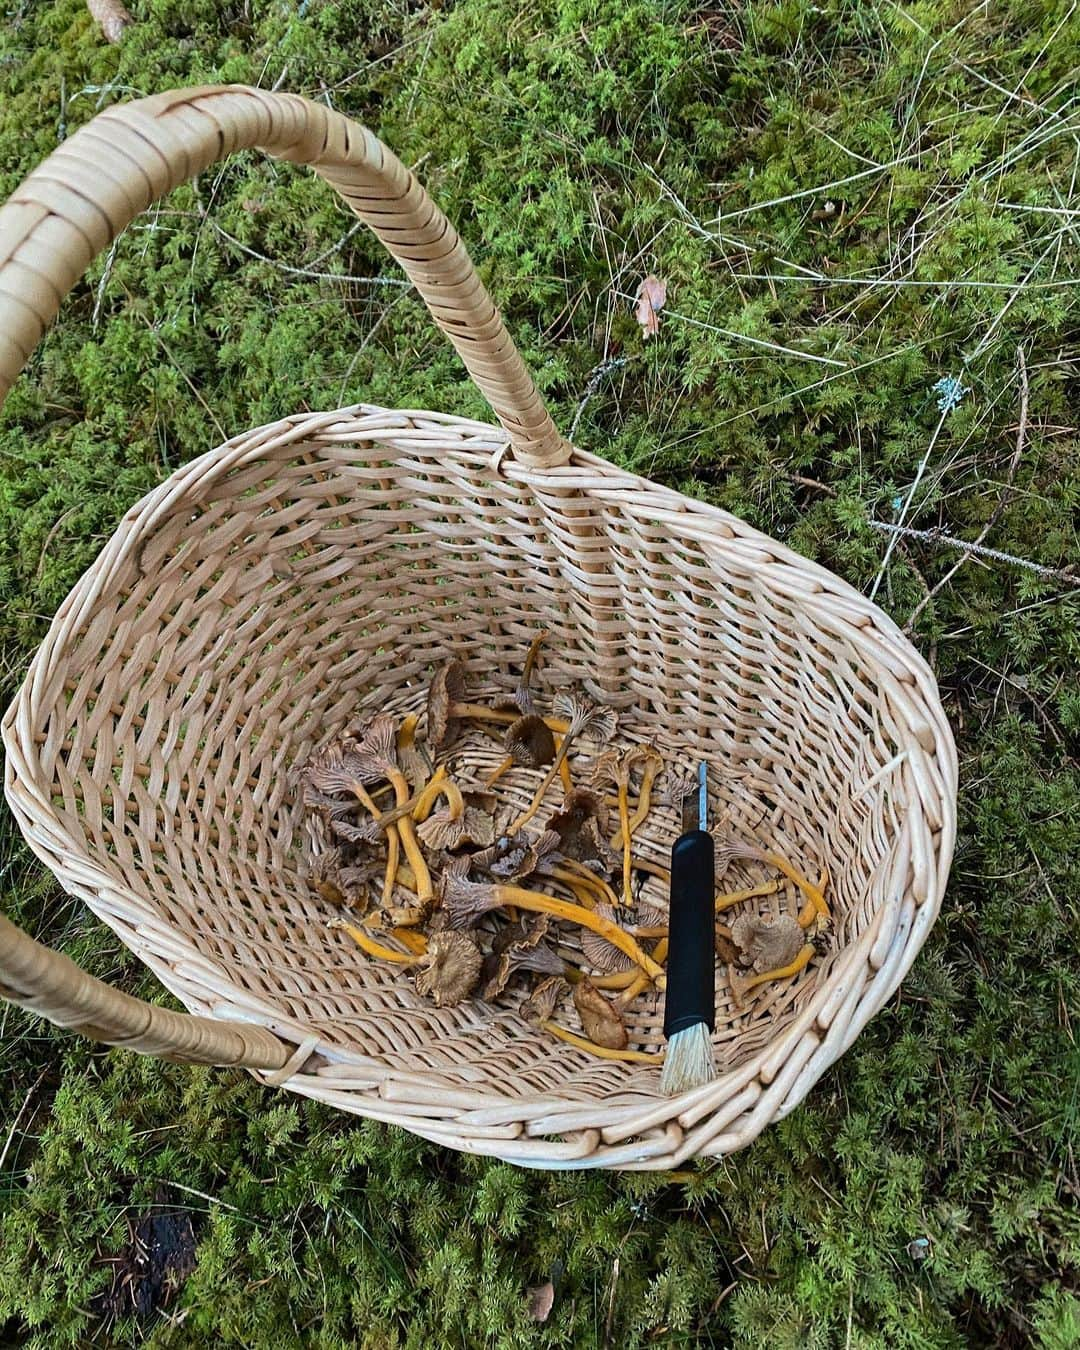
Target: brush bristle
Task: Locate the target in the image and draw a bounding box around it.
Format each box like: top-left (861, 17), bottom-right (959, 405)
top-left (660, 1021), bottom-right (715, 1096)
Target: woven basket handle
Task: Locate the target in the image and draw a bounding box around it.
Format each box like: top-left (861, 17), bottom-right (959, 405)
top-left (0, 84), bottom-right (571, 466)
top-left (0, 84), bottom-right (573, 1070)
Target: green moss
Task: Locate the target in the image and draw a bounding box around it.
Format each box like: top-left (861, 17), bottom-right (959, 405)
top-left (1, 0), bottom-right (1078, 1345)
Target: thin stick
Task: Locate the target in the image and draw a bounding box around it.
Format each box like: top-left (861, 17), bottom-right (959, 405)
top-left (866, 521), bottom-right (1076, 583)
top-left (906, 346), bottom-right (1033, 627)
top-left (868, 396), bottom-right (952, 602)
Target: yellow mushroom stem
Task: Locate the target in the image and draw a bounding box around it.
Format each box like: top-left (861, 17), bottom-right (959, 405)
top-left (390, 927), bottom-right (428, 955)
top-left (384, 905), bottom-right (428, 928)
top-left (715, 880), bottom-right (782, 913)
top-left (377, 764), bottom-right (446, 824)
top-left (330, 919), bottom-right (419, 965)
top-left (732, 943), bottom-right (816, 1000)
top-left (552, 734), bottom-right (575, 794)
top-left (347, 780), bottom-right (384, 817)
top-left (562, 879), bottom-right (598, 910)
top-left (385, 767), bottom-right (432, 901)
top-left (564, 937), bottom-right (669, 991)
top-left (412, 774), bottom-right (464, 824)
top-left (797, 871), bottom-right (830, 928)
top-left (540, 1021), bottom-right (665, 1064)
top-left (614, 971), bottom-right (651, 1009)
top-left (550, 862), bottom-right (621, 911)
top-left (397, 712), bottom-right (420, 751)
top-left (488, 745), bottom-right (571, 791)
top-left (613, 936), bottom-right (670, 1009)
top-left (614, 776), bottom-right (633, 907)
top-left (583, 967), bottom-right (640, 990)
top-left (450, 702), bottom-right (570, 735)
top-left (489, 885), bottom-right (666, 982)
top-left (611, 756), bottom-right (662, 850)
top-left (507, 726), bottom-right (584, 833)
top-left (629, 925), bottom-right (668, 939)
top-left (381, 825), bottom-right (401, 907)
top-left (754, 851), bottom-right (829, 918)
top-left (485, 754), bottom-right (514, 787)
top-left (631, 857), bottom-right (670, 883)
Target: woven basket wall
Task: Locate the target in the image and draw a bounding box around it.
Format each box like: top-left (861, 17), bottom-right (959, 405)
top-left (0, 87), bottom-right (956, 1169)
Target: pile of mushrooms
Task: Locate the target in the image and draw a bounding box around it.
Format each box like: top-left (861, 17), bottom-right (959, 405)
top-left (301, 635), bottom-right (832, 1064)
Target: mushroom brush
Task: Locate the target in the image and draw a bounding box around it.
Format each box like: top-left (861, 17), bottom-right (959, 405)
top-left (660, 762), bottom-right (717, 1096)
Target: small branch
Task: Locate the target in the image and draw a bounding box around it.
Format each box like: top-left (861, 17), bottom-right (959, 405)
top-left (867, 396), bottom-right (952, 602)
top-left (206, 219), bottom-right (412, 289)
top-left (866, 521), bottom-right (1076, 584)
top-left (568, 356), bottom-right (631, 440)
top-left (906, 346), bottom-right (1032, 627)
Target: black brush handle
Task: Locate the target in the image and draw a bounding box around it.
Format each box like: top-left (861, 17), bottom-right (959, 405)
top-left (662, 829), bottom-right (716, 1038)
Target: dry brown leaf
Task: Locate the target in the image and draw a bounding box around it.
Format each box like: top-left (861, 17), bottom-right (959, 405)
top-left (572, 978), bottom-right (629, 1050)
top-left (527, 1279), bottom-right (555, 1322)
top-left (634, 274), bottom-right (667, 339)
top-left (87, 0), bottom-right (133, 41)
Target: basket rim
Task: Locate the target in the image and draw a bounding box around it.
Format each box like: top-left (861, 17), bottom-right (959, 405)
top-left (2, 402), bottom-right (958, 1169)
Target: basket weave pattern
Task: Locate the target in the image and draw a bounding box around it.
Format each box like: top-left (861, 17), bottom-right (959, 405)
top-left (0, 87), bottom-right (956, 1169)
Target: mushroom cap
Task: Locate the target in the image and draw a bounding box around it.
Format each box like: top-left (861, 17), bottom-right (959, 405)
top-left (331, 816), bottom-right (383, 847)
top-left (715, 930), bottom-right (741, 964)
top-left (579, 904), bottom-right (635, 974)
top-left (302, 742), bottom-right (364, 798)
top-left (302, 782), bottom-right (360, 820)
top-left (480, 914), bottom-right (562, 998)
top-left (521, 974), bottom-right (565, 1024)
top-left (504, 713), bottom-right (556, 768)
top-left (460, 806), bottom-right (497, 848)
top-left (487, 829), bottom-right (560, 881)
top-left (336, 862), bottom-right (382, 907)
top-left (729, 912), bottom-right (804, 973)
top-left (572, 978), bottom-right (629, 1050)
top-left (712, 831), bottom-right (766, 883)
top-left (398, 741), bottom-right (430, 789)
top-left (624, 742), bottom-right (663, 777)
top-left (552, 691), bottom-right (618, 745)
top-left (350, 714), bottom-right (399, 775)
top-left (495, 630), bottom-right (549, 716)
top-left (439, 871), bottom-right (501, 929)
top-left (427, 660), bottom-right (467, 751)
top-left (589, 747), bottom-right (629, 789)
top-left (416, 808), bottom-right (467, 851)
top-left (545, 788), bottom-right (614, 867)
top-left (309, 846), bottom-right (345, 883)
top-left (413, 931), bottom-right (482, 1007)
top-left (662, 767), bottom-right (698, 807)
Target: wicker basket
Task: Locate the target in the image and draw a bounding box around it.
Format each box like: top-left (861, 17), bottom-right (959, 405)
top-left (0, 87), bottom-right (956, 1170)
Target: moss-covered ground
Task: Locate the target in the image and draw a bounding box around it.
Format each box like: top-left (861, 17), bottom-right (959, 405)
top-left (1, 2), bottom-right (1078, 1344)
